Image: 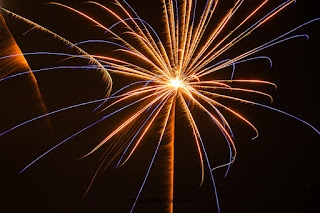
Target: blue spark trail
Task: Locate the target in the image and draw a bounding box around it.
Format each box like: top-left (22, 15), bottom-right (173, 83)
top-left (101, 89), bottom-right (166, 120)
top-left (193, 90), bottom-right (234, 178)
top-left (17, 90), bottom-right (164, 173)
top-left (129, 96), bottom-right (173, 213)
top-left (253, 102), bottom-right (320, 135)
top-left (231, 56), bottom-right (272, 79)
top-left (196, 58), bottom-right (235, 78)
top-left (116, 96), bottom-right (168, 168)
top-left (120, 0), bottom-right (165, 48)
top-left (235, 56), bottom-right (273, 68)
top-left (192, 0), bottom-right (198, 26)
top-left (183, 96), bottom-right (221, 212)
top-left (235, 19), bottom-right (320, 62)
top-left (260, 18), bottom-right (320, 48)
top-left (19, 117), bottom-right (107, 174)
top-left (233, 0), bottom-right (295, 46)
top-left (252, 34), bottom-right (309, 54)
top-left (0, 86), bottom-right (158, 138)
top-left (207, 113), bottom-right (233, 179)
top-left (130, 133), bottom-right (163, 213)
top-left (72, 40), bottom-right (133, 52)
top-left (93, 80), bottom-right (153, 112)
top-left (106, 17), bottom-right (163, 47)
top-left (198, 134), bottom-right (221, 213)
top-left (0, 99), bottom-right (105, 138)
top-left (0, 52), bottom-right (92, 61)
top-left (0, 66), bottom-right (100, 83)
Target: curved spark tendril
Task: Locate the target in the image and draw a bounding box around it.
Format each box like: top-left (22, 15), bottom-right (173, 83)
top-left (1, 0), bottom-right (319, 212)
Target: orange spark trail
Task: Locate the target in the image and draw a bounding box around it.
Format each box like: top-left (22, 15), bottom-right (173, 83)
top-left (0, 14), bottom-right (50, 129)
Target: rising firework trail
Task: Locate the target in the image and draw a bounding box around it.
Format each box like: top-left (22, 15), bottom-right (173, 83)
top-left (0, 0), bottom-right (319, 212)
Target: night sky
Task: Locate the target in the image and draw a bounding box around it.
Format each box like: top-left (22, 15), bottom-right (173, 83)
top-left (0, 0), bottom-right (319, 213)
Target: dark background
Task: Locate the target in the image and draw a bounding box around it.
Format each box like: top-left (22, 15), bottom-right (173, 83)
top-left (0, 0), bottom-right (319, 212)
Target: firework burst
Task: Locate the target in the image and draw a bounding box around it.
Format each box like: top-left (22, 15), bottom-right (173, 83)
top-left (0, 0), bottom-right (319, 212)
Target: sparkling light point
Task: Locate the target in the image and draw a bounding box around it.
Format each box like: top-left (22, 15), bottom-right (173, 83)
top-left (169, 77), bottom-right (183, 89)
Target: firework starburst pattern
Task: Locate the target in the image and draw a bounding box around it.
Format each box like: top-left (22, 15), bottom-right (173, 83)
top-left (0, 0), bottom-right (319, 212)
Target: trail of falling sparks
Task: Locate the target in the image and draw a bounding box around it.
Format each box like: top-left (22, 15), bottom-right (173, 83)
top-left (1, 0), bottom-right (319, 212)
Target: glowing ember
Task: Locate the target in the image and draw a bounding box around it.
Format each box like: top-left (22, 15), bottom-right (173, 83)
top-left (169, 77), bottom-right (183, 89)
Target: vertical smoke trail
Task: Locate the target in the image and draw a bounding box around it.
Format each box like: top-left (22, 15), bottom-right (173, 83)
top-left (163, 99), bottom-right (176, 213)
